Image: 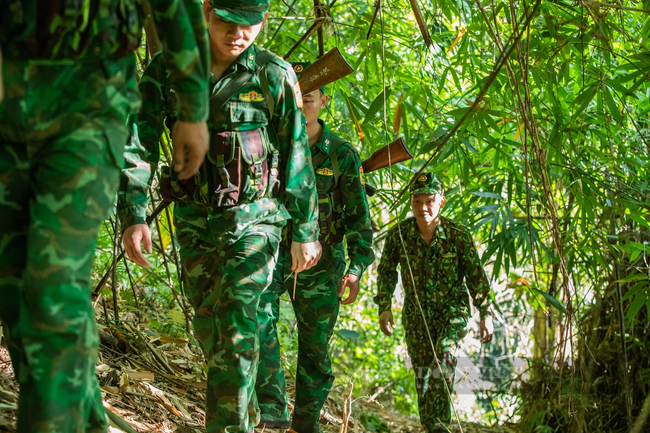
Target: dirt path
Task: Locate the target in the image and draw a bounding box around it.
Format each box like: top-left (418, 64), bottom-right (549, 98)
top-left (0, 335), bottom-right (519, 433)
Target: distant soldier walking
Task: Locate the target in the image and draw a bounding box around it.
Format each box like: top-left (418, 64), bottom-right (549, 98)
top-left (120, 1), bottom-right (321, 432)
top-left (255, 62), bottom-right (375, 433)
top-left (375, 172), bottom-right (493, 433)
top-left (0, 0), bottom-right (209, 431)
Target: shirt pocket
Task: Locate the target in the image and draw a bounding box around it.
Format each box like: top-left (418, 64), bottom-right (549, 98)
top-left (229, 100), bottom-right (269, 125)
top-left (439, 251), bottom-right (459, 294)
top-left (315, 167), bottom-right (335, 194)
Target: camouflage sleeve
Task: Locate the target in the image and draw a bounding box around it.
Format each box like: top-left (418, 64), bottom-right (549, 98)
top-left (459, 229), bottom-right (492, 319)
top-left (336, 144), bottom-right (375, 277)
top-left (117, 54), bottom-right (168, 228)
top-left (148, 0), bottom-right (209, 123)
top-left (374, 226), bottom-right (400, 314)
top-left (269, 62), bottom-right (319, 243)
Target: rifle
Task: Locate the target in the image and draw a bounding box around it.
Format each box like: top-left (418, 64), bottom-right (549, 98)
top-left (298, 47), bottom-right (354, 95)
top-left (361, 137), bottom-right (413, 197)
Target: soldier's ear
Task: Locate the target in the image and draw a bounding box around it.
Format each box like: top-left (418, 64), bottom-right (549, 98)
top-left (320, 93), bottom-right (329, 108)
top-left (440, 195), bottom-right (446, 208)
top-left (202, 1), bottom-right (212, 23)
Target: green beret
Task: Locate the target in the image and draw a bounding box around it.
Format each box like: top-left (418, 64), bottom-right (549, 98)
top-left (291, 61), bottom-right (325, 93)
top-left (211, 0), bottom-right (269, 26)
top-left (409, 172), bottom-right (444, 196)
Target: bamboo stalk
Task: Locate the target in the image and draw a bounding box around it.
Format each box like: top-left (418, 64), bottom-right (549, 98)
top-left (150, 193), bottom-right (193, 331)
top-left (92, 202), bottom-right (170, 297)
top-left (284, 19), bottom-right (325, 60)
top-left (292, 272), bottom-right (298, 300)
top-left (122, 257), bottom-right (142, 320)
top-left (314, 0), bottom-right (325, 56)
top-left (105, 404), bottom-right (139, 433)
top-left (407, 0), bottom-right (433, 47)
top-left (366, 0), bottom-right (380, 39)
top-left (111, 217), bottom-right (120, 323)
top-left (269, 0), bottom-right (299, 42)
top-left (141, 0), bottom-right (162, 57)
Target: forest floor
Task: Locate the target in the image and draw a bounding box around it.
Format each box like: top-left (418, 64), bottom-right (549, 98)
top-left (0, 312), bottom-right (519, 433)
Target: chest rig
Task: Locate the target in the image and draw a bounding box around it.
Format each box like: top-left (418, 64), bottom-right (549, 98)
top-left (310, 136), bottom-right (348, 245)
top-left (161, 50), bottom-right (280, 207)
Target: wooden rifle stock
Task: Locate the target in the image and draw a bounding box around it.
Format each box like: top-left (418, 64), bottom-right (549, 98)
top-left (361, 137), bottom-right (413, 174)
top-left (298, 47), bottom-right (354, 95)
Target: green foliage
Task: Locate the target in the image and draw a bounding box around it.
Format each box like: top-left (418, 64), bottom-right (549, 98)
top-left (359, 413), bottom-right (391, 432)
top-left (90, 0), bottom-right (650, 428)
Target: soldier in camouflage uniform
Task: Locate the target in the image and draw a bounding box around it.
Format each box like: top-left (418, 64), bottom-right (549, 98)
top-left (255, 62), bottom-right (375, 433)
top-left (375, 173), bottom-right (494, 433)
top-left (120, 1), bottom-right (321, 432)
top-left (0, 1), bottom-right (209, 432)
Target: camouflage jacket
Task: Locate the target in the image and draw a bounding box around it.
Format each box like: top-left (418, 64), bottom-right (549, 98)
top-left (310, 120), bottom-right (374, 277)
top-left (0, 0), bottom-right (209, 124)
top-left (118, 44), bottom-right (319, 244)
top-left (375, 216), bottom-right (491, 322)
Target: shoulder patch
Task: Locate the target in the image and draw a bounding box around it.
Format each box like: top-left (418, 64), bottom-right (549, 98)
top-left (359, 165), bottom-right (366, 186)
top-left (293, 82), bottom-right (303, 108)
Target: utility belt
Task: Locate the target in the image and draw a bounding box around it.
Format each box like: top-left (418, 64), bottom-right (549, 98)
top-left (160, 127), bottom-right (280, 207)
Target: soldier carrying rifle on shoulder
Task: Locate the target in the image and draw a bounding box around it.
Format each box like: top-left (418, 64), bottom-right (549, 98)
top-left (255, 50), bottom-right (414, 433)
top-left (255, 55), bottom-right (374, 432)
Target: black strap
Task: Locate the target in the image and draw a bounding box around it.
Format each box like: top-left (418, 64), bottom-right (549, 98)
top-left (311, 135), bottom-right (347, 169)
top-left (209, 50), bottom-right (277, 112)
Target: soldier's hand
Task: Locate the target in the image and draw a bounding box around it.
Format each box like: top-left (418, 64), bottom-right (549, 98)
top-left (379, 311), bottom-right (395, 337)
top-left (479, 317), bottom-right (494, 344)
top-left (339, 273), bottom-right (360, 305)
top-left (291, 240), bottom-right (322, 273)
top-left (123, 224), bottom-right (152, 268)
top-left (171, 121), bottom-right (209, 181)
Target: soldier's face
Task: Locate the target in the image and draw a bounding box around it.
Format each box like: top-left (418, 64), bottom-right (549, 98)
top-left (203, 2), bottom-right (267, 63)
top-left (411, 193), bottom-right (446, 224)
top-left (302, 90), bottom-right (328, 128)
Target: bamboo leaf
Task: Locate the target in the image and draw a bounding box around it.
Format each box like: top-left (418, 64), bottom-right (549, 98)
top-left (533, 288), bottom-right (566, 313)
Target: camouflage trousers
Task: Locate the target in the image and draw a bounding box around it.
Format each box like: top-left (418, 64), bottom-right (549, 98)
top-left (256, 243), bottom-right (345, 433)
top-left (405, 312), bottom-right (467, 431)
top-left (174, 203), bottom-right (282, 433)
top-left (0, 56), bottom-right (138, 433)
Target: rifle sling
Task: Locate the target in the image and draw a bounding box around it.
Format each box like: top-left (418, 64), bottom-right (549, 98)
top-left (311, 135), bottom-right (347, 170)
top-left (209, 50), bottom-right (276, 113)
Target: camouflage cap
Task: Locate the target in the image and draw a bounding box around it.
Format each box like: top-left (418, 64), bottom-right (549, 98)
top-left (210, 0), bottom-right (269, 26)
top-left (409, 172), bottom-right (444, 196)
top-left (291, 61), bottom-right (325, 93)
